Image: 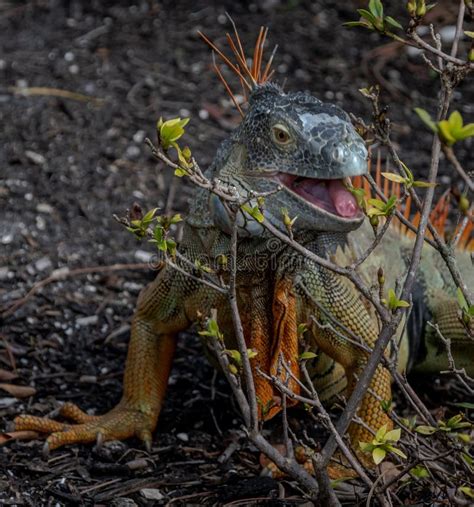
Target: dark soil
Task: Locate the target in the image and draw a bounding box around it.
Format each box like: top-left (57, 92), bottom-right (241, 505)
top-left (1, 1), bottom-right (473, 505)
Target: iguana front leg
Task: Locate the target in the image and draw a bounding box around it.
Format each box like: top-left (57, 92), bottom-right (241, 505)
top-left (15, 267), bottom-right (190, 451)
top-left (298, 265), bottom-right (392, 475)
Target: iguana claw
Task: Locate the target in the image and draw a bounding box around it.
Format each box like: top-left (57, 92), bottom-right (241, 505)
top-left (14, 402), bottom-right (158, 452)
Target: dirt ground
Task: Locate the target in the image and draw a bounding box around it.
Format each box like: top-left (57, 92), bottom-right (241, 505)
top-left (1, 1), bottom-right (473, 505)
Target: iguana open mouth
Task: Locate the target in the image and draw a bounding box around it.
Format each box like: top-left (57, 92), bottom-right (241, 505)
top-left (277, 174), bottom-right (361, 219)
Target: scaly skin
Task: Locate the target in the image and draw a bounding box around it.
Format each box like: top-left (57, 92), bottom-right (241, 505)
top-left (15, 84), bottom-right (473, 478)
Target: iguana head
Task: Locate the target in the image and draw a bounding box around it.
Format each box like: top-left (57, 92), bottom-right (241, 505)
top-left (211, 83), bottom-right (368, 236)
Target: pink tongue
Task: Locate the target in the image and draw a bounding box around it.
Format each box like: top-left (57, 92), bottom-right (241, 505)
top-left (328, 180), bottom-right (359, 218)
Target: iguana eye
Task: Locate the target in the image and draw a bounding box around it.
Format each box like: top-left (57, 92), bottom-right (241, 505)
top-left (272, 124), bottom-right (292, 145)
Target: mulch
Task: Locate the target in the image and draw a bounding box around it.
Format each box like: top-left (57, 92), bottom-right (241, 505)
top-left (1, 1), bottom-right (472, 505)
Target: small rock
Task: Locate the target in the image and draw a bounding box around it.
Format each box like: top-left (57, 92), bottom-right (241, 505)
top-left (133, 130), bottom-right (146, 144)
top-left (0, 267), bottom-right (10, 280)
top-left (140, 488), bottom-right (164, 501)
top-left (25, 150), bottom-right (46, 166)
top-left (76, 315), bottom-right (99, 327)
top-left (123, 281), bottom-right (144, 293)
top-left (177, 432), bottom-right (189, 442)
top-left (0, 397), bottom-right (18, 409)
top-left (198, 108), bottom-right (209, 120)
top-left (106, 127), bottom-right (120, 139)
top-left (109, 498), bottom-right (138, 507)
top-left (1, 233), bottom-right (13, 244)
top-left (126, 458), bottom-right (148, 470)
top-left (126, 145), bottom-right (141, 160)
top-left (36, 202), bottom-right (54, 214)
top-left (35, 215), bottom-right (46, 230)
top-left (134, 249), bottom-right (153, 263)
top-left (439, 25), bottom-right (457, 44)
top-left (35, 256), bottom-right (52, 272)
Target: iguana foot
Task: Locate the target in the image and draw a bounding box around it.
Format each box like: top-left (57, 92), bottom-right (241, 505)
top-left (261, 446), bottom-right (359, 480)
top-left (14, 401), bottom-right (156, 453)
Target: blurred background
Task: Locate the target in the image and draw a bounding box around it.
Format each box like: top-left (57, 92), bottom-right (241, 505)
top-left (0, 1), bottom-right (473, 503)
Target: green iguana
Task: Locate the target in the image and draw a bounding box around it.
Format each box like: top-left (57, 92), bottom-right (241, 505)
top-left (15, 41), bottom-right (473, 479)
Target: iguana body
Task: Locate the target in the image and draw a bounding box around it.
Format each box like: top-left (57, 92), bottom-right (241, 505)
top-left (15, 84), bottom-right (473, 475)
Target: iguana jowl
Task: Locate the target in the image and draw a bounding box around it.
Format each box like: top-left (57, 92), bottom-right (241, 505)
top-left (15, 83), bottom-right (474, 473)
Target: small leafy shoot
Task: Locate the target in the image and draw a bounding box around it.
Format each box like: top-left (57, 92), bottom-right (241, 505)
top-left (359, 423), bottom-right (407, 465)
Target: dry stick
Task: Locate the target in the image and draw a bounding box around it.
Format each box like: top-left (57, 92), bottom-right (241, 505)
top-left (385, 143), bottom-right (474, 306)
top-left (223, 217), bottom-right (321, 498)
top-left (349, 213), bottom-right (394, 269)
top-left (1, 263), bottom-right (150, 319)
top-left (443, 145), bottom-right (474, 193)
top-left (228, 217), bottom-right (259, 431)
top-left (210, 335), bottom-right (321, 496)
top-left (450, 0), bottom-right (466, 60)
top-left (261, 364), bottom-right (389, 506)
top-left (405, 31), bottom-right (473, 69)
top-left (321, 72), bottom-right (453, 471)
top-left (391, 370), bottom-right (436, 425)
top-left (8, 86), bottom-right (105, 105)
top-left (298, 364), bottom-right (375, 489)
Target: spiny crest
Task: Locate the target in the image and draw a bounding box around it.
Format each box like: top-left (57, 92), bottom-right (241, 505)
top-left (352, 155), bottom-right (473, 252)
top-left (198, 16), bottom-right (278, 117)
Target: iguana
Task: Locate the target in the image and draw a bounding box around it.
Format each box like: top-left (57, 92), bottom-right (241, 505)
top-left (14, 40), bottom-right (473, 478)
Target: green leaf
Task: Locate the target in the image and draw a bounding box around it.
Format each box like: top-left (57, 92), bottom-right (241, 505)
top-left (459, 486), bottom-right (474, 500)
top-left (166, 238), bottom-right (176, 256)
top-left (247, 348), bottom-right (258, 359)
top-left (454, 402), bottom-right (474, 409)
top-left (241, 204), bottom-right (265, 223)
top-left (448, 110), bottom-right (463, 134)
top-left (465, 31), bottom-right (474, 39)
top-left (367, 198), bottom-right (387, 211)
top-left (299, 351), bottom-right (318, 361)
top-left (297, 323), bottom-right (308, 337)
top-left (457, 287), bottom-right (469, 311)
top-left (226, 349), bottom-right (242, 365)
top-left (158, 117), bottom-right (189, 150)
top-left (386, 445), bottom-right (407, 459)
top-left (384, 428), bottom-right (401, 442)
top-left (415, 425), bottom-right (437, 435)
top-left (369, 0), bottom-right (383, 18)
top-left (462, 452), bottom-right (473, 467)
top-left (357, 8), bottom-right (377, 25)
top-left (177, 147), bottom-right (192, 169)
top-left (438, 119), bottom-right (456, 145)
top-left (414, 108), bottom-right (438, 134)
top-left (386, 288), bottom-right (410, 310)
top-left (199, 318), bottom-right (224, 341)
top-left (348, 187), bottom-right (367, 210)
top-left (458, 123), bottom-right (474, 140)
top-left (343, 21), bottom-right (371, 28)
top-left (410, 465), bottom-right (429, 479)
top-left (375, 423), bottom-right (388, 441)
top-left (447, 413), bottom-right (464, 427)
top-left (381, 172), bottom-right (406, 184)
top-left (170, 213), bottom-right (183, 225)
top-left (359, 441), bottom-right (375, 452)
top-left (174, 167), bottom-right (188, 177)
top-left (142, 207), bottom-right (159, 223)
top-left (384, 16), bottom-right (402, 29)
top-left (372, 446), bottom-right (386, 465)
top-left (412, 180), bottom-right (437, 188)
